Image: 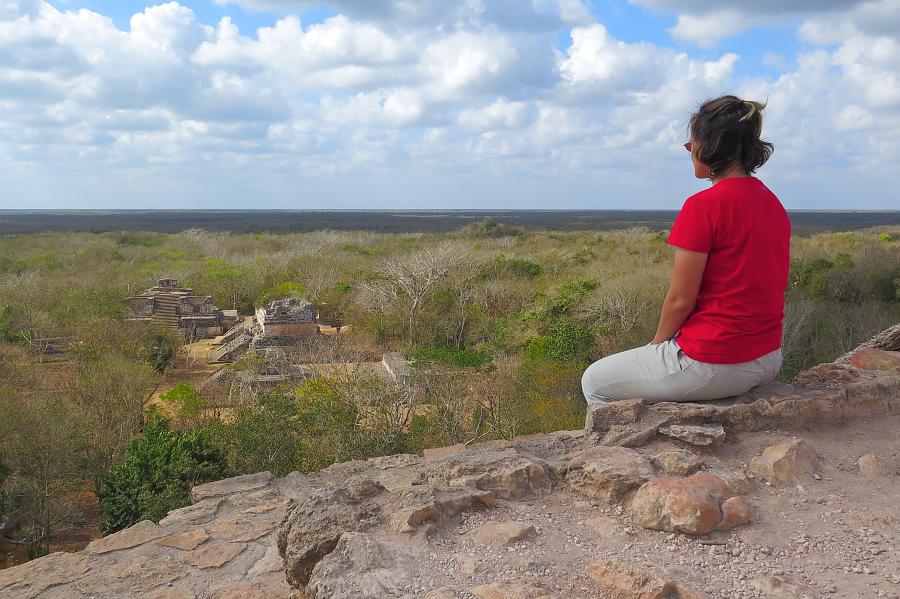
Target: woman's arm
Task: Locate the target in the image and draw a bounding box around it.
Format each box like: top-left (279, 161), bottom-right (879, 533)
top-left (650, 247), bottom-right (708, 344)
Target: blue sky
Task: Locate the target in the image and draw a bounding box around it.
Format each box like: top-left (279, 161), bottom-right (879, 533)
top-left (1, 0), bottom-right (898, 209)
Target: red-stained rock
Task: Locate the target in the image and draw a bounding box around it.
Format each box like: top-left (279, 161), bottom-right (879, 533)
top-left (629, 472), bottom-right (751, 535)
top-left (849, 347), bottom-right (900, 373)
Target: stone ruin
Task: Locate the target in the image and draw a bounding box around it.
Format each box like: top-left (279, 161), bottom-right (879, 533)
top-left (3, 331), bottom-right (899, 599)
top-left (126, 279), bottom-right (238, 340)
top-left (208, 298), bottom-right (322, 364)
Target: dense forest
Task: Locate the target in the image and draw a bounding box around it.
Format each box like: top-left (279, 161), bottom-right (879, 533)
top-left (0, 221), bottom-right (898, 562)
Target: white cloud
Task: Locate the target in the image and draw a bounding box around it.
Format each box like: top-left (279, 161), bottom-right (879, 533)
top-left (0, 0), bottom-right (897, 208)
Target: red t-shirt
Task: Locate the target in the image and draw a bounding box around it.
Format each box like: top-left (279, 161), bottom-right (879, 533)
top-left (667, 177), bottom-right (790, 364)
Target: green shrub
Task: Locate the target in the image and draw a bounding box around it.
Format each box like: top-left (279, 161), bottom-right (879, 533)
top-left (160, 384), bottom-right (204, 418)
top-left (98, 415), bottom-right (228, 534)
top-left (494, 255), bottom-right (541, 278)
top-left (463, 218), bottom-right (523, 238)
top-left (412, 347), bottom-right (492, 368)
top-left (258, 281), bottom-right (307, 305)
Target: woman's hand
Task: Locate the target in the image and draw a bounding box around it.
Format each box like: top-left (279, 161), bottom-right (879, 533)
top-left (651, 248), bottom-right (708, 344)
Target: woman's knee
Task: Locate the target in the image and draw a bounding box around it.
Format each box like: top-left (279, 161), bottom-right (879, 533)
top-left (581, 359), bottom-right (610, 405)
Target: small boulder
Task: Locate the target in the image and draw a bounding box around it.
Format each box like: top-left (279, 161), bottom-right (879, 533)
top-left (473, 521), bottom-right (535, 546)
top-left (586, 559), bottom-right (705, 599)
top-left (749, 439), bottom-right (819, 486)
top-left (564, 446), bottom-right (656, 502)
top-left (585, 399), bottom-right (645, 432)
top-left (848, 347), bottom-right (900, 373)
top-left (858, 453), bottom-right (894, 478)
top-left (658, 424), bottom-right (725, 447)
top-left (304, 532), bottom-right (416, 599)
top-left (650, 450), bottom-right (703, 476)
top-left (629, 472), bottom-right (751, 535)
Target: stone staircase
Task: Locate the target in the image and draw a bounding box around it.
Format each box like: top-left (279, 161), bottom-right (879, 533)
top-left (152, 294), bottom-right (181, 330)
top-left (208, 331), bottom-right (252, 364)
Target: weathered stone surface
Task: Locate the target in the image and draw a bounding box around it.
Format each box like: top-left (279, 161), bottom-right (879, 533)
top-left (709, 467), bottom-right (753, 495)
top-left (565, 446), bottom-right (656, 502)
top-left (584, 515), bottom-right (628, 540)
top-left (651, 450), bottom-right (703, 476)
top-left (601, 424), bottom-right (660, 448)
top-left (471, 582), bottom-right (557, 599)
top-left (159, 498), bottom-right (224, 527)
top-left (658, 424), bottom-right (725, 446)
top-left (210, 518), bottom-right (277, 542)
top-left (159, 527), bottom-right (209, 551)
top-left (425, 588), bottom-right (459, 599)
top-left (76, 554), bottom-right (186, 596)
top-left (387, 486), bottom-right (494, 534)
top-left (749, 439), bottom-right (819, 485)
top-left (849, 347), bottom-right (900, 373)
top-left (145, 588), bottom-right (197, 599)
top-left (472, 521), bottom-right (535, 546)
top-left (0, 552), bottom-right (89, 599)
top-left (191, 472), bottom-right (274, 503)
top-left (87, 520), bottom-right (167, 554)
top-left (858, 453), bottom-right (894, 477)
top-left (304, 532), bottom-right (415, 599)
top-left (247, 545), bottom-right (283, 577)
top-left (206, 580), bottom-right (295, 599)
top-left (183, 541), bottom-right (247, 569)
top-left (427, 448), bottom-right (553, 499)
top-left (630, 473), bottom-right (751, 535)
top-left (585, 399), bottom-right (645, 432)
top-left (586, 560), bottom-right (704, 599)
top-left (750, 575), bottom-right (817, 599)
top-left (278, 478), bottom-right (385, 588)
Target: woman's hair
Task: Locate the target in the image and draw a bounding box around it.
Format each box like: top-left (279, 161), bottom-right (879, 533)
top-left (689, 95), bottom-right (774, 178)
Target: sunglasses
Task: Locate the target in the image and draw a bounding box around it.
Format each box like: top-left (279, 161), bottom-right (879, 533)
top-left (683, 141), bottom-right (692, 152)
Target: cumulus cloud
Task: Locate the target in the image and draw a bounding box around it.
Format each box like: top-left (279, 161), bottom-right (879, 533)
top-left (0, 0), bottom-right (897, 208)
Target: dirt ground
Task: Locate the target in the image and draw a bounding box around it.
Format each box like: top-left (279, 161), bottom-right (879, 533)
top-left (408, 414), bottom-right (900, 598)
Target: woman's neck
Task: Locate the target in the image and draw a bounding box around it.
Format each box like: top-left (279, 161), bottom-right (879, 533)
top-left (711, 164), bottom-right (749, 185)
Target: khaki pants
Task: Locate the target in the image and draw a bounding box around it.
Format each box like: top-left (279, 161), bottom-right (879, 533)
top-left (581, 339), bottom-right (783, 405)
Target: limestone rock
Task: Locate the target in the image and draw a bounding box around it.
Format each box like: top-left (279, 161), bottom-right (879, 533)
top-left (426, 588), bottom-right (460, 599)
top-left (629, 472), bottom-right (751, 535)
top-left (0, 552), bottom-right (89, 599)
top-left (848, 347), bottom-right (900, 373)
top-left (565, 446), bottom-right (656, 502)
top-left (750, 575), bottom-right (817, 599)
top-left (206, 580), bottom-right (295, 599)
top-left (304, 532), bottom-right (415, 599)
top-left (858, 453), bottom-right (894, 477)
top-left (651, 450), bottom-right (703, 476)
top-left (159, 527), bottom-right (209, 551)
top-left (76, 554), bottom-right (186, 596)
top-left (427, 448), bottom-right (553, 499)
top-left (472, 521), bottom-right (535, 546)
top-left (749, 439), bottom-right (819, 485)
top-left (159, 498), bottom-right (224, 527)
top-left (247, 545), bottom-right (284, 577)
top-left (471, 582), bottom-right (557, 599)
top-left (191, 471), bottom-right (274, 503)
top-left (709, 467), bottom-right (753, 495)
top-left (586, 559), bottom-right (705, 599)
top-left (277, 478), bottom-right (385, 588)
top-left (87, 520), bottom-right (167, 554)
top-left (183, 541), bottom-right (247, 569)
top-left (585, 399), bottom-right (645, 432)
top-left (659, 424), bottom-right (725, 446)
top-left (210, 517), bottom-right (277, 542)
top-left (387, 486), bottom-right (494, 534)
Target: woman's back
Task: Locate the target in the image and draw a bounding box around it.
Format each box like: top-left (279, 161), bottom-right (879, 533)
top-left (668, 177), bottom-right (790, 364)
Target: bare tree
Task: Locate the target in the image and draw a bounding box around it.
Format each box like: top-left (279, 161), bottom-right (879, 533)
top-left (360, 243), bottom-right (469, 345)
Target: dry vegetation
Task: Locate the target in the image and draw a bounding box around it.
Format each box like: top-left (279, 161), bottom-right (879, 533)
top-left (0, 222), bottom-right (898, 562)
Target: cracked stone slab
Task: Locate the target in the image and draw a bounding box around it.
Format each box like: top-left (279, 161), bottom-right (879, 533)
top-left (159, 527), bottom-right (209, 551)
top-left (87, 520), bottom-right (167, 554)
top-left (0, 552), bottom-right (89, 599)
top-left (159, 498), bottom-right (224, 527)
top-left (191, 472), bottom-right (274, 503)
top-left (183, 541), bottom-right (248, 569)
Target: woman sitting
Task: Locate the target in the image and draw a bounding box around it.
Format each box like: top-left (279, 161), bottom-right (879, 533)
top-left (582, 95), bottom-right (790, 405)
